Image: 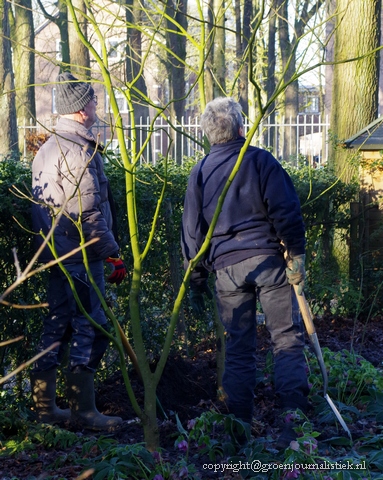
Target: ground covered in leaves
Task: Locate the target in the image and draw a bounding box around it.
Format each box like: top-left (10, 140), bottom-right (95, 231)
top-left (1, 315), bottom-right (383, 479)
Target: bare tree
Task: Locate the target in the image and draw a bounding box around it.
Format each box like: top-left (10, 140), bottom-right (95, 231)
top-left (205, 0), bottom-right (226, 101)
top-left (164, 0), bottom-right (188, 116)
top-left (277, 0), bottom-right (325, 160)
top-left (0, 0), bottom-right (18, 155)
top-left (10, 0), bottom-right (36, 144)
top-left (68, 0), bottom-right (90, 76)
top-left (36, 0), bottom-right (70, 68)
top-left (234, 0), bottom-right (252, 116)
top-left (265, 1), bottom-right (277, 151)
top-left (330, 0), bottom-right (381, 183)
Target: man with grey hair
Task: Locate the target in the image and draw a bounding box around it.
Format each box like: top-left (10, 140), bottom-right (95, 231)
top-left (30, 72), bottom-right (126, 430)
top-left (181, 97), bottom-right (308, 449)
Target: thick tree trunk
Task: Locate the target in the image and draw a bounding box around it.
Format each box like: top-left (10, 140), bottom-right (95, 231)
top-left (125, 0), bottom-right (150, 158)
top-left (165, 0), bottom-right (188, 164)
top-left (330, 0), bottom-right (381, 183)
top-left (235, 0), bottom-right (251, 116)
top-left (213, 0), bottom-right (225, 98)
top-left (0, 0), bottom-right (18, 156)
top-left (205, 0), bottom-right (226, 101)
top-left (68, 0), bottom-right (90, 77)
top-left (10, 0), bottom-right (36, 153)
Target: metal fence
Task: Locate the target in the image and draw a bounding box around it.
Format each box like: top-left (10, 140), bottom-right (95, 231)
top-left (19, 114), bottom-right (330, 165)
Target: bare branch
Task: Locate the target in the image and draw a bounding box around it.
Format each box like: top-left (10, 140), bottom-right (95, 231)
top-left (0, 342), bottom-right (61, 385)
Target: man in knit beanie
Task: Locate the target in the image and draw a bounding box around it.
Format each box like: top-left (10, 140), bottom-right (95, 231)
top-left (55, 72), bottom-right (95, 115)
top-left (30, 72), bottom-right (126, 431)
top-left (55, 72), bottom-right (97, 127)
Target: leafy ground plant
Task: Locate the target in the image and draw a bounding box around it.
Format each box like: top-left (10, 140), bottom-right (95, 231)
top-left (2, 320), bottom-right (383, 479)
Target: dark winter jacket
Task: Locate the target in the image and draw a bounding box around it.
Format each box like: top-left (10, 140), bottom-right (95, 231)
top-left (32, 117), bottom-right (119, 263)
top-left (181, 137), bottom-right (305, 286)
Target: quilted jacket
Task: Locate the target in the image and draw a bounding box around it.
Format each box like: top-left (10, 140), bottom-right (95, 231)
top-left (32, 117), bottom-right (119, 263)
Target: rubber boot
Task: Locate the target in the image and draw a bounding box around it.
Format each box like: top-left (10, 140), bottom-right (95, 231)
top-left (66, 370), bottom-right (122, 430)
top-left (30, 369), bottom-right (71, 424)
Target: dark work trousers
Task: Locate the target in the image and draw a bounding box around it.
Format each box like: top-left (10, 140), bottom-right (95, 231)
top-left (215, 254), bottom-right (309, 423)
top-left (33, 260), bottom-right (109, 373)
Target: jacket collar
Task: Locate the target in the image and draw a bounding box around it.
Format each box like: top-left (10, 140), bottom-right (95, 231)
top-left (209, 136), bottom-right (245, 153)
top-left (55, 117), bottom-right (97, 144)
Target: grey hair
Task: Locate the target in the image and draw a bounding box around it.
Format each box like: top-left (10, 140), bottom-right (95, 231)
top-left (200, 97), bottom-right (244, 145)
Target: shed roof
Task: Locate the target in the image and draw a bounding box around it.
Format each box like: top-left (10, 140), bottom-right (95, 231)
top-left (343, 117), bottom-right (383, 150)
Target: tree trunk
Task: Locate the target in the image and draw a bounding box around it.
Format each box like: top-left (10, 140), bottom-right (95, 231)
top-left (330, 0), bottom-right (381, 183)
top-left (10, 0), bottom-right (36, 153)
top-left (164, 0), bottom-right (188, 164)
top-left (277, 0), bottom-right (325, 162)
top-left (277, 0), bottom-right (298, 161)
top-left (0, 0), bottom-right (18, 156)
top-left (68, 0), bottom-right (90, 77)
top-left (235, 0), bottom-right (251, 116)
top-left (125, 0), bottom-right (150, 159)
top-left (36, 0), bottom-right (69, 67)
top-left (205, 0), bottom-right (215, 103)
top-left (213, 0), bottom-right (225, 98)
top-left (205, 0), bottom-right (226, 101)
top-left (265, 3), bottom-right (276, 153)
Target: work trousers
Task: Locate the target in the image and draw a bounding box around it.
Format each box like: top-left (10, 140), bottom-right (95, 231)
top-left (33, 260), bottom-right (109, 373)
top-left (215, 254), bottom-right (309, 422)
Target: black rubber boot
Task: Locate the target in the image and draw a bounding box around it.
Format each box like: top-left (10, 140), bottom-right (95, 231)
top-left (30, 369), bottom-right (70, 424)
top-left (66, 371), bottom-right (122, 431)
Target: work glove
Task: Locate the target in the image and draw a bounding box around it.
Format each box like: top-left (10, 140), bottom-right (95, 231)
top-left (106, 257), bottom-right (127, 285)
top-left (189, 282), bottom-right (213, 315)
top-left (285, 253), bottom-right (306, 295)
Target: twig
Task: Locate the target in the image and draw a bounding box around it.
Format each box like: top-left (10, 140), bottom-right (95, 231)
top-left (0, 336), bottom-right (24, 348)
top-left (0, 341), bottom-right (60, 385)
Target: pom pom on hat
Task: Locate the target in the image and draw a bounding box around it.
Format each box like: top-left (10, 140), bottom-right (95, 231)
top-left (55, 72), bottom-right (94, 115)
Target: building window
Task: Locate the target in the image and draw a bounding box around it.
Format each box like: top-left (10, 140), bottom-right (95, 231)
top-left (106, 89), bottom-right (128, 113)
top-left (305, 95), bottom-right (319, 113)
top-left (107, 39), bottom-right (121, 61)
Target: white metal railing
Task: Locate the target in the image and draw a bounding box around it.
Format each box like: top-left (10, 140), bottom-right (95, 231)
top-left (18, 114), bottom-right (330, 165)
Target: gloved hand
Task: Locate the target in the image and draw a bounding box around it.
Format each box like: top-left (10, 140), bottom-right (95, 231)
top-left (106, 257), bottom-right (127, 285)
top-left (285, 253), bottom-right (306, 295)
top-left (189, 283), bottom-right (213, 315)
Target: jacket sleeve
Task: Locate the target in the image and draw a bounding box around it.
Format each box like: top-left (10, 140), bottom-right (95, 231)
top-left (61, 148), bottom-right (120, 259)
top-left (258, 151), bottom-right (305, 256)
top-left (181, 166), bottom-right (210, 288)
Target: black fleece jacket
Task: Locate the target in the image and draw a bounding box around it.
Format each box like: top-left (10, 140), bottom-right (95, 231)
top-left (181, 137), bottom-right (305, 287)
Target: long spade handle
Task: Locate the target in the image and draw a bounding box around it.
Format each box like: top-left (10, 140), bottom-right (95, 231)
top-left (293, 285), bottom-right (351, 439)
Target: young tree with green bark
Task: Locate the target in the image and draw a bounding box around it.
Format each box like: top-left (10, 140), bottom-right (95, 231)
top-left (5, 0), bottom-right (381, 452)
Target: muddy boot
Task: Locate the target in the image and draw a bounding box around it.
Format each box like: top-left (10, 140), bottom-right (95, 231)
top-left (30, 369), bottom-right (70, 424)
top-left (66, 370), bottom-right (122, 431)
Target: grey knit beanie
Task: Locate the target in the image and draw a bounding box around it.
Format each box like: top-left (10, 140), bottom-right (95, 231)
top-left (55, 72), bottom-right (94, 115)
